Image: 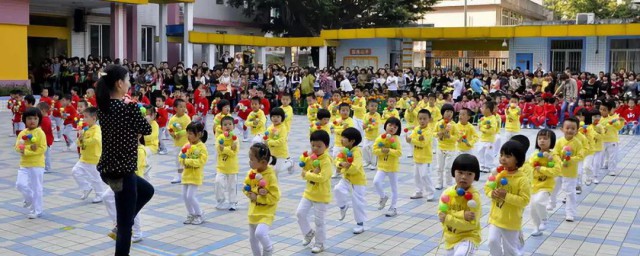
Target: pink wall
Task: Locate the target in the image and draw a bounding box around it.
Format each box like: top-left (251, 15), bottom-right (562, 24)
top-left (0, 0), bottom-right (29, 25)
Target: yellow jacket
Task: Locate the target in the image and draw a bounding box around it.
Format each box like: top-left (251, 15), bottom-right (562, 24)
top-left (352, 96), bottom-right (367, 120)
top-left (15, 128), bottom-right (47, 168)
top-left (484, 167), bottom-right (531, 231)
top-left (373, 134), bottom-right (402, 172)
top-left (435, 119), bottom-right (459, 151)
top-left (600, 114), bottom-right (624, 143)
top-left (363, 112), bottom-right (381, 141)
top-left (136, 145), bottom-right (150, 178)
top-left (575, 132), bottom-right (590, 157)
top-left (179, 142), bottom-right (208, 185)
top-left (333, 117), bottom-right (355, 148)
top-left (382, 108), bottom-right (399, 121)
top-left (479, 116), bottom-right (499, 142)
top-left (409, 126), bottom-right (433, 164)
top-left (310, 121), bottom-right (332, 136)
top-left (456, 122), bottom-right (478, 152)
top-left (213, 112), bottom-right (232, 136)
top-left (169, 114), bottom-right (191, 147)
top-left (79, 125), bottom-right (102, 165)
top-left (426, 105), bottom-right (442, 123)
top-left (144, 121), bottom-right (159, 154)
top-left (438, 185), bottom-right (482, 249)
top-left (216, 133), bottom-right (239, 174)
top-left (553, 137), bottom-right (584, 178)
top-left (307, 103), bottom-right (321, 123)
top-left (248, 110), bottom-right (267, 135)
top-left (528, 151), bottom-right (562, 193)
top-left (493, 114), bottom-right (502, 135)
top-left (505, 106), bottom-right (521, 132)
top-left (587, 124), bottom-right (604, 153)
top-left (301, 152), bottom-right (333, 203)
top-left (397, 98), bottom-right (407, 110)
top-left (335, 147), bottom-right (366, 185)
top-left (266, 123), bottom-right (289, 158)
top-left (244, 166), bottom-right (280, 225)
top-left (282, 105), bottom-right (293, 131)
top-left (327, 101), bottom-right (340, 123)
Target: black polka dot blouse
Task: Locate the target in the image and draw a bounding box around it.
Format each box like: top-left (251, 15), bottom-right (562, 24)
top-left (98, 99), bottom-right (152, 179)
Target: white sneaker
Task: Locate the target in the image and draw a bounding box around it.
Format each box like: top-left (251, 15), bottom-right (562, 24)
top-left (80, 189), bottom-right (93, 200)
top-left (311, 243), bottom-right (324, 253)
top-left (410, 192), bottom-right (423, 199)
top-left (368, 165), bottom-right (376, 170)
top-left (131, 235), bottom-right (143, 243)
top-left (363, 164), bottom-right (370, 169)
top-left (531, 229), bottom-right (543, 237)
top-left (426, 195), bottom-right (435, 202)
top-left (385, 207), bottom-right (397, 217)
top-left (407, 154), bottom-right (413, 158)
top-left (608, 171), bottom-right (616, 176)
top-left (302, 230), bottom-right (315, 246)
top-left (171, 176), bottom-right (182, 184)
top-left (54, 138), bottom-right (61, 142)
top-left (546, 204), bottom-right (555, 211)
top-left (183, 215), bottom-right (194, 224)
top-left (565, 216), bottom-right (575, 222)
top-left (229, 203), bottom-right (237, 211)
top-left (539, 222), bottom-right (547, 231)
top-left (91, 196), bottom-right (103, 203)
top-left (262, 246), bottom-right (274, 256)
top-left (158, 150), bottom-right (168, 155)
top-left (576, 186), bottom-right (582, 195)
top-left (287, 159), bottom-right (294, 175)
top-left (378, 196), bottom-right (389, 210)
top-left (242, 138), bottom-right (249, 142)
top-left (593, 178), bottom-right (600, 184)
top-left (352, 225), bottom-right (365, 234)
top-left (585, 179), bottom-right (592, 186)
top-left (191, 215), bottom-right (204, 225)
top-left (216, 201), bottom-right (229, 210)
top-left (27, 213), bottom-right (40, 219)
top-left (339, 206), bottom-right (349, 221)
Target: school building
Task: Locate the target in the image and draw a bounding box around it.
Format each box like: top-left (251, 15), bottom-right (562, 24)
top-left (1, 0), bottom-right (640, 89)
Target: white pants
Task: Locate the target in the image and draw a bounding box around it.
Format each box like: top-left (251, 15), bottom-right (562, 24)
top-left (333, 179), bottom-right (367, 224)
top-left (102, 188), bottom-right (142, 237)
top-left (274, 157), bottom-right (292, 177)
top-left (16, 167), bottom-right (45, 215)
top-left (446, 239), bottom-right (477, 256)
top-left (530, 191), bottom-right (550, 230)
top-left (550, 177), bottom-right (577, 217)
top-left (13, 122), bottom-right (25, 133)
top-left (214, 173), bottom-right (237, 204)
top-left (158, 127), bottom-right (167, 152)
top-left (577, 161), bottom-right (584, 186)
top-left (362, 139), bottom-right (377, 167)
top-left (237, 119), bottom-right (250, 140)
top-left (183, 184), bottom-right (202, 216)
top-left (603, 142), bottom-right (618, 174)
top-left (62, 124), bottom-right (76, 147)
top-left (72, 161), bottom-right (105, 195)
top-left (587, 151), bottom-right (604, 180)
top-left (45, 147), bottom-right (52, 172)
top-left (487, 225), bottom-right (524, 256)
top-left (373, 170), bottom-right (398, 209)
top-left (437, 150), bottom-right (456, 188)
top-left (478, 142), bottom-right (495, 169)
top-left (503, 131), bottom-right (517, 142)
top-left (296, 198), bottom-right (327, 245)
top-left (353, 117), bottom-right (364, 138)
top-left (414, 163), bottom-right (435, 197)
top-left (249, 224), bottom-right (272, 255)
top-left (493, 136), bottom-right (502, 157)
top-left (53, 117), bottom-right (63, 139)
top-left (252, 134), bottom-right (264, 145)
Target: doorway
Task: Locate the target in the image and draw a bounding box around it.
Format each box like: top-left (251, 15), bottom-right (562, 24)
top-left (515, 53), bottom-right (533, 71)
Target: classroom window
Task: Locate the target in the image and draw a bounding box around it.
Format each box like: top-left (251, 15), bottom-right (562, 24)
top-left (609, 39), bottom-right (640, 73)
top-left (550, 40), bottom-right (583, 72)
top-left (141, 26), bottom-right (154, 63)
top-left (89, 24), bottom-right (110, 58)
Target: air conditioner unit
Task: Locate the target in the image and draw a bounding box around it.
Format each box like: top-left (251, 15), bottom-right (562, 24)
top-left (576, 13), bottom-right (595, 24)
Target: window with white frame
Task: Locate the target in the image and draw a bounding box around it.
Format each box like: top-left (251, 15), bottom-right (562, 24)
top-left (610, 39), bottom-right (640, 73)
top-left (89, 24), bottom-right (110, 58)
top-left (501, 9), bottom-right (523, 26)
top-left (141, 26), bottom-right (154, 63)
top-left (550, 40), bottom-right (583, 72)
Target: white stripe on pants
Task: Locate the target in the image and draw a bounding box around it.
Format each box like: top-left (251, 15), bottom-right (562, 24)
top-left (102, 188), bottom-right (141, 237)
top-left (249, 223), bottom-right (272, 256)
top-left (16, 167), bottom-right (45, 215)
top-left (333, 178), bottom-right (367, 224)
top-left (487, 225), bottom-right (524, 256)
top-left (446, 239), bottom-right (477, 256)
top-left (603, 142), bottom-right (618, 174)
top-left (214, 173), bottom-right (237, 204)
top-left (414, 163), bottom-right (435, 198)
top-left (53, 117), bottom-right (63, 139)
top-left (362, 139), bottom-right (376, 167)
top-left (437, 149), bottom-right (456, 188)
top-left (296, 198), bottom-right (327, 245)
top-left (62, 124), bottom-right (76, 147)
top-left (530, 191), bottom-right (550, 230)
top-left (45, 146), bottom-right (52, 172)
top-left (71, 161), bottom-right (105, 194)
top-left (477, 142), bottom-right (495, 169)
top-left (373, 170), bottom-right (398, 208)
top-left (550, 177), bottom-right (577, 218)
top-left (183, 184), bottom-right (202, 216)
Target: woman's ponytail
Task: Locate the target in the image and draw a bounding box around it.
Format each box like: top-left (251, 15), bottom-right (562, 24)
top-left (96, 65), bottom-right (129, 114)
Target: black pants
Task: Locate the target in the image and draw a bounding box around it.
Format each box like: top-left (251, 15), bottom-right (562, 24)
top-left (114, 173), bottom-right (154, 256)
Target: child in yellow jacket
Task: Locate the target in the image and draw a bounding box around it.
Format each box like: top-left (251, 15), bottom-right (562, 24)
top-left (478, 101), bottom-right (499, 173)
top-left (179, 122), bottom-right (209, 225)
top-left (280, 94), bottom-right (294, 134)
top-left (456, 108), bottom-right (478, 155)
top-left (266, 108), bottom-right (293, 176)
top-left (382, 97), bottom-right (400, 121)
top-left (599, 101), bottom-right (625, 176)
top-left (351, 88), bottom-right (367, 136)
top-left (331, 103), bottom-right (355, 178)
top-left (485, 140), bottom-right (531, 256)
top-left (306, 94), bottom-right (322, 124)
top-left (373, 117), bottom-right (403, 217)
top-left (438, 154), bottom-right (482, 255)
top-left (334, 128), bottom-right (367, 234)
top-left (584, 110), bottom-right (605, 184)
top-left (549, 117), bottom-right (584, 222)
top-left (143, 106), bottom-right (159, 154)
top-left (244, 143), bottom-right (280, 256)
top-left (363, 100), bottom-right (381, 170)
top-left (296, 130), bottom-right (333, 253)
top-left (169, 99), bottom-right (191, 184)
top-left (15, 107), bottom-right (47, 219)
top-left (574, 109), bottom-right (591, 194)
top-left (215, 116), bottom-right (240, 211)
top-left (407, 109), bottom-right (435, 200)
top-left (72, 107), bottom-right (106, 204)
top-left (249, 97), bottom-right (267, 145)
top-left (212, 99), bottom-right (232, 136)
top-left (435, 104), bottom-right (459, 189)
top-left (504, 97), bottom-right (521, 139)
top-left (529, 129), bottom-right (561, 237)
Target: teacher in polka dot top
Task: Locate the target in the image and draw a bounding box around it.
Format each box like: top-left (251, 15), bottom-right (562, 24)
top-left (96, 65), bottom-right (154, 256)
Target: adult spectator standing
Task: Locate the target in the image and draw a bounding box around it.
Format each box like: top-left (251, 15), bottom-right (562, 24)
top-left (301, 67), bottom-right (316, 98)
top-left (555, 73), bottom-right (578, 124)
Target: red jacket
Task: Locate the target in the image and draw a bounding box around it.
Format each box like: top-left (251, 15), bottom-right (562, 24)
top-left (165, 97), bottom-right (175, 115)
top-left (195, 97), bottom-right (210, 116)
top-left (11, 100), bottom-right (26, 123)
top-left (186, 102), bottom-right (196, 118)
top-left (533, 105), bottom-right (545, 117)
top-left (141, 96), bottom-right (151, 105)
top-left (86, 96), bottom-right (97, 107)
top-left (622, 106), bottom-right (640, 123)
top-left (260, 98), bottom-right (270, 115)
top-left (157, 108), bottom-right (168, 127)
top-left (236, 99), bottom-right (252, 120)
top-left (52, 100), bottom-right (62, 118)
top-left (40, 96), bottom-right (53, 108)
top-left (41, 115), bottom-right (54, 146)
top-left (71, 94), bottom-right (81, 109)
top-left (62, 105), bottom-right (78, 127)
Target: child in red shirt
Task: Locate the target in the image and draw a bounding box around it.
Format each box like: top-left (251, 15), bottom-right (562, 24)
top-left (520, 96), bottom-right (535, 128)
top-left (531, 97), bottom-right (546, 128)
top-left (60, 94), bottom-right (78, 151)
top-left (155, 96), bottom-right (169, 155)
top-left (71, 87), bottom-right (81, 109)
top-left (545, 97), bottom-right (558, 128)
top-left (84, 88), bottom-right (97, 107)
top-left (621, 99), bottom-right (639, 135)
top-left (37, 102), bottom-right (54, 173)
top-left (11, 91), bottom-right (26, 136)
top-left (235, 91), bottom-right (252, 142)
top-left (194, 87), bottom-right (210, 125)
top-left (52, 93), bottom-right (63, 142)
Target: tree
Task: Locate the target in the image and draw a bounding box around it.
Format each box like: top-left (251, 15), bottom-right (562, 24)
top-left (227, 0), bottom-right (439, 37)
top-left (544, 0), bottom-right (640, 20)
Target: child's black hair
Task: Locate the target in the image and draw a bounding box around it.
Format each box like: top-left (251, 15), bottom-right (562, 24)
top-left (338, 102), bottom-right (351, 110)
top-left (500, 140), bottom-right (527, 168)
top-left (575, 108), bottom-right (588, 117)
top-left (509, 135), bottom-right (530, 155)
top-left (83, 106), bottom-right (99, 118)
top-left (78, 100), bottom-right (89, 108)
top-left (459, 107), bottom-right (473, 117)
top-left (24, 95), bottom-right (36, 105)
top-left (250, 142), bottom-right (277, 165)
top-left (22, 107), bottom-right (42, 126)
top-left (173, 98), bottom-right (185, 108)
top-left (418, 109), bottom-right (432, 118)
top-left (186, 121), bottom-right (208, 143)
top-left (156, 94), bottom-right (166, 102)
top-left (217, 99), bottom-right (230, 111)
top-left (451, 153), bottom-right (480, 181)
top-left (54, 92), bottom-right (63, 99)
top-left (440, 103), bottom-right (454, 116)
top-left (143, 104), bottom-right (156, 118)
top-left (563, 116), bottom-right (580, 128)
top-left (317, 109), bottom-right (331, 120)
top-left (341, 127), bottom-right (362, 147)
top-left (63, 94), bottom-right (72, 101)
top-left (367, 99), bottom-right (378, 106)
top-left (484, 101), bottom-right (496, 112)
top-left (427, 93), bottom-right (436, 99)
top-left (221, 116), bottom-right (234, 127)
top-left (270, 107), bottom-right (285, 120)
top-left (603, 100), bottom-right (616, 111)
top-left (36, 101), bottom-right (50, 112)
top-left (384, 117), bottom-right (402, 136)
top-left (535, 129), bottom-right (556, 151)
top-left (251, 96), bottom-right (261, 103)
top-left (310, 130), bottom-right (330, 147)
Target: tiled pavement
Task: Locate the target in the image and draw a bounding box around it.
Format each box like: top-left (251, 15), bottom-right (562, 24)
top-left (1, 111), bottom-right (639, 256)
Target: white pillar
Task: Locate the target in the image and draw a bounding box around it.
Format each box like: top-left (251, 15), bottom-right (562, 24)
top-left (183, 3), bottom-right (194, 67)
top-left (319, 46), bottom-right (328, 69)
top-left (204, 44), bottom-right (217, 67)
top-left (228, 45), bottom-right (235, 57)
top-left (158, 4), bottom-right (168, 64)
top-left (112, 3), bottom-right (126, 60)
top-left (259, 47), bottom-right (267, 67)
top-left (284, 47), bottom-right (292, 67)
